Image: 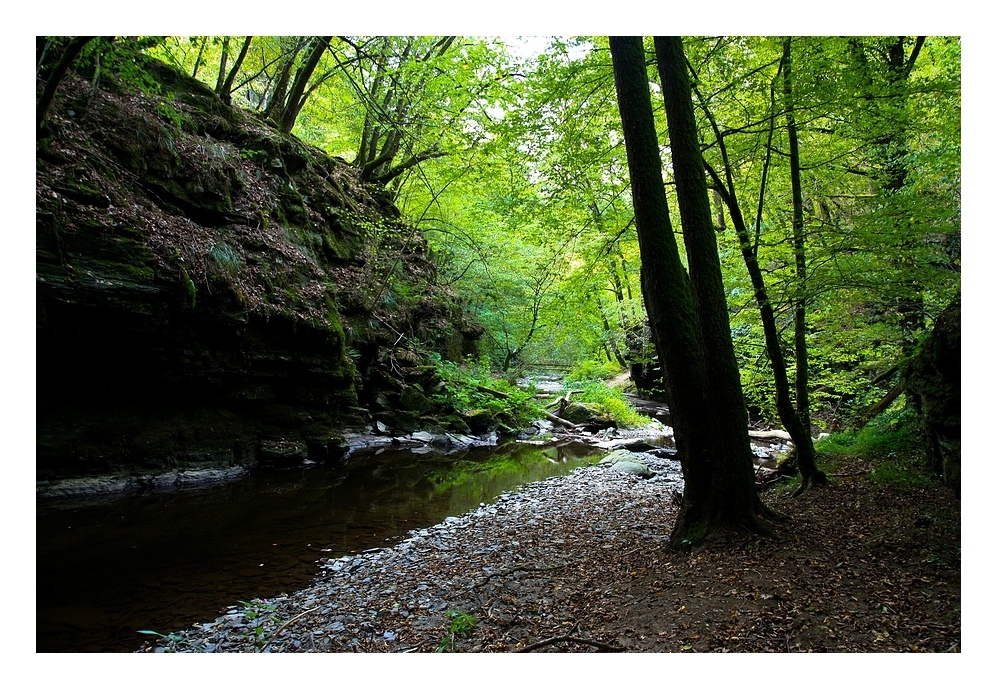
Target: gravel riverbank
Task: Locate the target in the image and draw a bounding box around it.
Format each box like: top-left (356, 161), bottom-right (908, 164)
top-left (139, 450), bottom-right (685, 653)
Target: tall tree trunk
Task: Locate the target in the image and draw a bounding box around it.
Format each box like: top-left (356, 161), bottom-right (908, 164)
top-left (610, 36), bottom-right (709, 514)
top-left (782, 37), bottom-right (827, 491)
top-left (611, 36), bottom-right (775, 547)
top-left (654, 36), bottom-right (773, 536)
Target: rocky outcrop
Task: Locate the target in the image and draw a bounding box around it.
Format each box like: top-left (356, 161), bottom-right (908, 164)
top-left (36, 50), bottom-right (479, 484)
top-left (904, 299), bottom-right (961, 493)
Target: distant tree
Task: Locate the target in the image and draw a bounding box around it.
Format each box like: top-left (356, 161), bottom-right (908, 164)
top-left (215, 36), bottom-right (253, 105)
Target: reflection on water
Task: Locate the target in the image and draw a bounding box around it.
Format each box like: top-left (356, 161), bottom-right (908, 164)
top-left (36, 441), bottom-right (602, 652)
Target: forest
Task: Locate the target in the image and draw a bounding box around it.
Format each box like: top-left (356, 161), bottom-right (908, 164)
top-left (138, 36), bottom-right (959, 416)
top-left (35, 35), bottom-right (960, 656)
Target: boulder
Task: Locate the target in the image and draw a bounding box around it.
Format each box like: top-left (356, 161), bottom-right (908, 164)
top-left (599, 449), bottom-right (655, 479)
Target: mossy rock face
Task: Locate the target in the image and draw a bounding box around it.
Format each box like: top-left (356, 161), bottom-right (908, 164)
top-left (36, 49), bottom-right (476, 483)
top-left (462, 409), bottom-right (496, 434)
top-left (399, 386), bottom-right (432, 413)
top-left (904, 299), bottom-right (961, 492)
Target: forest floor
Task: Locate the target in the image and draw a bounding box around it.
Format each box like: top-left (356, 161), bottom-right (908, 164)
top-left (144, 447), bottom-right (960, 654)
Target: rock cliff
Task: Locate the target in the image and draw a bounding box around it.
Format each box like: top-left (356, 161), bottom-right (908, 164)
top-left (37, 49), bottom-right (480, 484)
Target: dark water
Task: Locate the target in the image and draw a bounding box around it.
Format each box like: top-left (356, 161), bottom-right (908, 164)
top-left (36, 441), bottom-right (602, 653)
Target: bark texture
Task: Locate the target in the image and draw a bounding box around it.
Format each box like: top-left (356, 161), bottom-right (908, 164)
top-left (610, 35), bottom-right (774, 546)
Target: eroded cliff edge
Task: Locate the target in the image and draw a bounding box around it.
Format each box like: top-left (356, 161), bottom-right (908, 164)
top-left (37, 50), bottom-right (480, 486)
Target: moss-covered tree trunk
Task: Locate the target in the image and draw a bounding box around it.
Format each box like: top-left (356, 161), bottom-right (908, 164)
top-left (654, 36), bottom-right (774, 539)
top-left (610, 36), bottom-right (775, 547)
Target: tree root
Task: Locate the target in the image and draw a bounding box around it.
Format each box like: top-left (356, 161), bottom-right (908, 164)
top-left (514, 623), bottom-right (622, 653)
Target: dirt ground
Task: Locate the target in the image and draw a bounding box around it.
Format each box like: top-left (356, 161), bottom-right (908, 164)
top-left (582, 461), bottom-right (961, 653)
top-left (146, 448), bottom-right (959, 655)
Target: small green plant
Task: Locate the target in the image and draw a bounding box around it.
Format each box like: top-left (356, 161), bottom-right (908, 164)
top-left (237, 600), bottom-right (280, 651)
top-left (436, 610), bottom-right (478, 652)
top-left (138, 629), bottom-right (202, 652)
top-left (156, 100), bottom-right (185, 130)
top-left (237, 599), bottom-right (279, 620)
top-left (239, 148), bottom-right (268, 163)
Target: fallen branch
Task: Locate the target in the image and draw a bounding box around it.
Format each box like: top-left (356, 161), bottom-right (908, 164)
top-left (542, 410), bottom-right (579, 429)
top-left (474, 384), bottom-right (511, 399)
top-left (855, 380), bottom-right (904, 431)
top-left (749, 429), bottom-right (792, 441)
top-left (515, 627), bottom-right (622, 653)
top-left (262, 606), bottom-right (319, 652)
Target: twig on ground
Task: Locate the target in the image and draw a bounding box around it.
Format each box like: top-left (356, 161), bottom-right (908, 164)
top-left (262, 607), bottom-right (319, 652)
top-left (514, 629), bottom-right (622, 653)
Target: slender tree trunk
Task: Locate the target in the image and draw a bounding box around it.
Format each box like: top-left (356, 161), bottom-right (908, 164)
top-left (691, 40), bottom-right (826, 493)
top-left (707, 159), bottom-right (824, 491)
top-left (37, 36), bottom-right (94, 135)
top-left (217, 36), bottom-right (253, 105)
top-left (191, 36), bottom-right (207, 80)
top-left (782, 37), bottom-right (827, 491)
top-left (263, 39), bottom-right (304, 121)
top-left (596, 297), bottom-right (628, 367)
top-left (214, 37), bottom-right (230, 92)
top-left (279, 36), bottom-right (331, 134)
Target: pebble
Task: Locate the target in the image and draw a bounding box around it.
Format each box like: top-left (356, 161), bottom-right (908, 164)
top-left (141, 451), bottom-right (684, 653)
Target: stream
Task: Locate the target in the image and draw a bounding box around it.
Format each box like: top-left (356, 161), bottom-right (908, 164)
top-left (36, 440), bottom-right (604, 652)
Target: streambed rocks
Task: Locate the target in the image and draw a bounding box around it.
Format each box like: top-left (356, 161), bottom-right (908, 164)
top-left (140, 450), bottom-right (683, 653)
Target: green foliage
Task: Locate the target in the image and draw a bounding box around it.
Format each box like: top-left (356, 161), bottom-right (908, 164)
top-left (137, 629), bottom-right (204, 652)
top-left (815, 408), bottom-right (918, 459)
top-left (121, 35), bottom-right (957, 433)
top-left (562, 378), bottom-right (650, 429)
top-left (156, 100), bottom-right (185, 130)
top-left (437, 610), bottom-right (478, 652)
top-left (815, 408), bottom-right (933, 489)
top-left (430, 355), bottom-right (545, 431)
top-left (568, 358), bottom-right (624, 381)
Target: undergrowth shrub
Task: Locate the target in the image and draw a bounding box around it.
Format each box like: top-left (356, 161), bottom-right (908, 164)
top-left (430, 355), bottom-right (544, 431)
top-left (815, 408), bottom-right (934, 489)
top-left (564, 378), bottom-right (650, 429)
